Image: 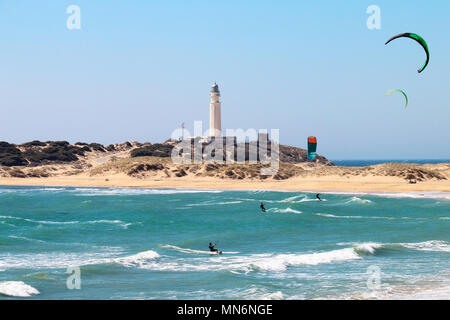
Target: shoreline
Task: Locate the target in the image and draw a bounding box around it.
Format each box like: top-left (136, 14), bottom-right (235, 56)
top-left (1, 177), bottom-right (449, 199)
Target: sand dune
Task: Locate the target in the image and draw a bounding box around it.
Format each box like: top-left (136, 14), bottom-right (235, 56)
top-left (0, 153), bottom-right (448, 193)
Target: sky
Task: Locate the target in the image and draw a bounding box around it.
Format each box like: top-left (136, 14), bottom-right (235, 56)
top-left (0, 0), bottom-right (449, 159)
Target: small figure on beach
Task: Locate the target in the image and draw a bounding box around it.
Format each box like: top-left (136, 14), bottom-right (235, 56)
top-left (260, 202), bottom-right (266, 213)
top-left (209, 242), bottom-right (222, 255)
top-left (316, 194), bottom-right (322, 201)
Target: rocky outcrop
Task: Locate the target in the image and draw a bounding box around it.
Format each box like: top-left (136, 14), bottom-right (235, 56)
top-left (279, 145), bottom-right (333, 165)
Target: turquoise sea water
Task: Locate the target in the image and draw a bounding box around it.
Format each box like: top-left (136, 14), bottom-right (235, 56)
top-left (331, 159), bottom-right (450, 167)
top-left (0, 186), bottom-right (449, 299)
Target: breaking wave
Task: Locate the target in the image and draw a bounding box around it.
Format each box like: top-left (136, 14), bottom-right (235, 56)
top-left (0, 281), bottom-right (39, 297)
top-left (71, 188), bottom-right (223, 196)
top-left (352, 242), bottom-right (383, 255)
top-left (113, 250), bottom-right (160, 267)
top-left (125, 245), bottom-right (378, 273)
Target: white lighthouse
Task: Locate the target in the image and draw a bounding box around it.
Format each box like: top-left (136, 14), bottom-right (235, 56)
top-left (209, 82), bottom-right (222, 137)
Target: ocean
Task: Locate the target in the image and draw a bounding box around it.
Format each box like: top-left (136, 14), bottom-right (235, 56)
top-left (0, 186), bottom-right (449, 299)
top-left (331, 159), bottom-right (450, 167)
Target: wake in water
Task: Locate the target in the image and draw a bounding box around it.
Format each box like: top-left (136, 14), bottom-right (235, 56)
top-left (160, 245), bottom-right (239, 255)
top-left (267, 208), bottom-right (302, 214)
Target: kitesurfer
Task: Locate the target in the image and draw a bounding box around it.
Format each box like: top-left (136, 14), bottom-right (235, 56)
top-left (260, 202), bottom-right (266, 213)
top-left (316, 194), bottom-right (321, 201)
top-left (209, 242), bottom-right (219, 253)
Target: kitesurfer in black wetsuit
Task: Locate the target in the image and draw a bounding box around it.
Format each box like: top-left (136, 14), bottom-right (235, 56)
top-left (260, 202), bottom-right (266, 213)
top-left (209, 242), bottom-right (218, 253)
top-left (316, 194), bottom-right (321, 201)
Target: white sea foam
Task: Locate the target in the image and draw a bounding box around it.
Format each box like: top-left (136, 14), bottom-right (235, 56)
top-left (246, 249), bottom-right (361, 272)
top-left (161, 245), bottom-right (213, 255)
top-left (71, 188), bottom-right (223, 196)
top-left (0, 249), bottom-right (124, 270)
top-left (234, 195), bottom-right (321, 204)
top-left (0, 281), bottom-right (39, 297)
top-left (345, 197), bottom-right (372, 204)
top-left (0, 216), bottom-right (132, 228)
top-left (114, 250), bottom-right (160, 267)
top-left (0, 249), bottom-right (162, 271)
top-left (298, 198), bottom-right (324, 202)
top-left (0, 242), bottom-right (380, 274)
top-left (385, 285), bottom-right (450, 300)
top-left (40, 188), bottom-right (66, 192)
top-left (160, 287), bottom-right (286, 300)
top-left (353, 242), bottom-right (383, 255)
top-left (338, 240), bottom-right (450, 253)
top-left (316, 213), bottom-right (361, 219)
top-left (368, 191), bottom-right (450, 200)
top-left (85, 220), bottom-right (132, 229)
top-left (303, 190), bottom-right (450, 200)
top-left (349, 275), bottom-right (450, 300)
top-left (398, 240), bottom-right (450, 253)
top-left (0, 215), bottom-right (79, 225)
top-left (186, 200), bottom-right (242, 207)
top-left (269, 208), bottom-right (302, 214)
top-left (8, 236), bottom-right (47, 243)
top-left (315, 213), bottom-right (398, 220)
top-left (279, 195), bottom-right (304, 203)
top-left (0, 249), bottom-right (158, 270)
top-left (231, 287), bottom-right (284, 300)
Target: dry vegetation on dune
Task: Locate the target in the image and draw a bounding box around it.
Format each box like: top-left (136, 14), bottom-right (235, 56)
top-left (86, 156), bottom-right (449, 183)
top-left (296, 163), bottom-right (449, 183)
top-left (0, 140), bottom-right (448, 188)
top-left (88, 156), bottom-right (306, 180)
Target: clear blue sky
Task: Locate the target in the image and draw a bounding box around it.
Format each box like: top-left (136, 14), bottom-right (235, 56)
top-left (0, 0), bottom-right (449, 159)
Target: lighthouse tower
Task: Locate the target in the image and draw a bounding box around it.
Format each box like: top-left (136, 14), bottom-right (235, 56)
top-left (209, 82), bottom-right (221, 137)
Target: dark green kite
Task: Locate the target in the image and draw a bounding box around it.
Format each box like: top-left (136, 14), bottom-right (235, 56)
top-left (385, 33), bottom-right (429, 73)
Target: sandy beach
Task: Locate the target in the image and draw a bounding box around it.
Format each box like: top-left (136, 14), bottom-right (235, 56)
top-left (1, 143), bottom-right (449, 194)
top-left (1, 168), bottom-right (449, 193)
